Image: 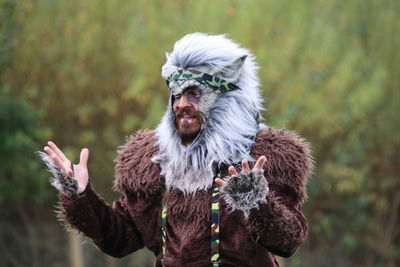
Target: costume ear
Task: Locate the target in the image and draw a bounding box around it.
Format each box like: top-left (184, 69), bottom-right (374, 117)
top-left (220, 55), bottom-right (247, 83)
top-left (161, 53), bottom-right (176, 79)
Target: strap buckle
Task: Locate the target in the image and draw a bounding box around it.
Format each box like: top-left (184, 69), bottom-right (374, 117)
top-left (211, 260), bottom-right (220, 267)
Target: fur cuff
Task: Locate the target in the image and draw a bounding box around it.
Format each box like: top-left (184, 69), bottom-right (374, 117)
top-left (221, 169), bottom-right (269, 219)
top-left (37, 151), bottom-right (78, 199)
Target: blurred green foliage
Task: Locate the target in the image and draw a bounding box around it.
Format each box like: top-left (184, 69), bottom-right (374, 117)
top-left (0, 0), bottom-right (51, 217)
top-left (0, 89), bottom-right (51, 213)
top-left (1, 0), bottom-right (399, 266)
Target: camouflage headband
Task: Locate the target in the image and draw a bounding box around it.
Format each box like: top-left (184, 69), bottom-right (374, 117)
top-left (166, 69), bottom-right (240, 93)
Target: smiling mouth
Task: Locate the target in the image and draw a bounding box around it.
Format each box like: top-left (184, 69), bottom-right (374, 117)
top-left (179, 115), bottom-right (196, 124)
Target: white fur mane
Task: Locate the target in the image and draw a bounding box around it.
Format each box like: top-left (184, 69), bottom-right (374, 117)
top-left (152, 33), bottom-right (266, 194)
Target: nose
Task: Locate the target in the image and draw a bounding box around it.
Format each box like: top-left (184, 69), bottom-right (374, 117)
top-left (177, 94), bottom-right (191, 109)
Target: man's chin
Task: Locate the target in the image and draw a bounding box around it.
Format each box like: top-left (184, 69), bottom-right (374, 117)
top-left (178, 130), bottom-right (200, 144)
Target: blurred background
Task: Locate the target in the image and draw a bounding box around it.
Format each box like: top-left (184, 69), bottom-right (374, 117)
top-left (1, 0), bottom-right (399, 266)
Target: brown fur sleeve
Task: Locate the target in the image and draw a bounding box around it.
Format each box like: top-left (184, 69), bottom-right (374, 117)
top-left (58, 186), bottom-right (145, 258)
top-left (58, 130), bottom-right (163, 258)
top-left (249, 128), bottom-right (313, 257)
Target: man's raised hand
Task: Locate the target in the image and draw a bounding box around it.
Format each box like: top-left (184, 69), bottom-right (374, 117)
top-left (44, 141), bottom-right (89, 194)
top-left (214, 155), bottom-right (269, 218)
top-left (214, 156), bottom-right (266, 187)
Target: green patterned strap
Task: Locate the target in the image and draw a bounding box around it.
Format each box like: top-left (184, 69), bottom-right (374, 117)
top-left (160, 177), bottom-right (221, 266)
top-left (166, 69), bottom-right (240, 93)
top-left (211, 171), bottom-right (221, 266)
top-left (161, 196), bottom-right (167, 264)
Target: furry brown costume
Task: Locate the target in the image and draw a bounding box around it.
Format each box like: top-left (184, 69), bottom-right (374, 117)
top-left (39, 33), bottom-right (314, 267)
top-left (59, 128), bottom-right (312, 266)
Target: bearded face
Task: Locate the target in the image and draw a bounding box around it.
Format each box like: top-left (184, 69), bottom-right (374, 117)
top-left (168, 70), bottom-right (231, 146)
top-left (172, 87), bottom-right (203, 146)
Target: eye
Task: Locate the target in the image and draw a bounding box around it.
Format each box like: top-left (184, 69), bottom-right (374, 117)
top-left (190, 91), bottom-right (201, 99)
top-left (186, 88), bottom-right (201, 98)
top-left (187, 90), bottom-right (201, 104)
top-left (172, 93), bottom-right (182, 104)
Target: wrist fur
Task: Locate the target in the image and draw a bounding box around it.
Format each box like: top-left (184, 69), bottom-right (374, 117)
top-left (221, 168), bottom-right (269, 219)
top-left (37, 151), bottom-right (78, 199)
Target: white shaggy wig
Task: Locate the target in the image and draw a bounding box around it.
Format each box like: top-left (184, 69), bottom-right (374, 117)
top-left (152, 33), bottom-right (266, 194)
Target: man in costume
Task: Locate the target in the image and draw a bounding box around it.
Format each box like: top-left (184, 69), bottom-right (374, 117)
top-left (40, 33), bottom-right (313, 266)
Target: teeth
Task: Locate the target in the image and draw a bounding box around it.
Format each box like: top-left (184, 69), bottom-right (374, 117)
top-left (181, 118), bottom-right (193, 123)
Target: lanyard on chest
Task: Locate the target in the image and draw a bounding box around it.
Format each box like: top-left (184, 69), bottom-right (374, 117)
top-left (161, 170), bottom-right (221, 267)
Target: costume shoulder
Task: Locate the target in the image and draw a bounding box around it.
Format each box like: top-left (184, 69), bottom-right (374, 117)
top-left (252, 128), bottom-right (314, 203)
top-left (114, 130), bottom-right (163, 197)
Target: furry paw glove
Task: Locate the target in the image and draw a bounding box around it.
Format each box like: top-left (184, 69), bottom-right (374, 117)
top-left (38, 151), bottom-right (79, 199)
top-left (221, 168), bottom-right (269, 218)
